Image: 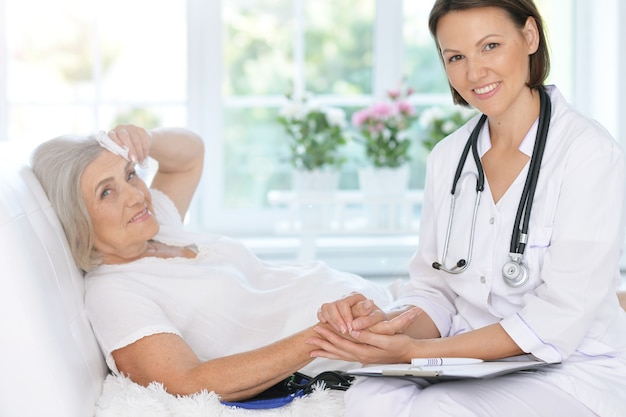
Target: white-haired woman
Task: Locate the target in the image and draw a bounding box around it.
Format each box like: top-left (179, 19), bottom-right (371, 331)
top-left (31, 125), bottom-right (413, 402)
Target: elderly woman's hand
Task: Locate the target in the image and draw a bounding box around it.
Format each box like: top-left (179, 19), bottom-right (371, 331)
top-left (107, 125), bottom-right (153, 166)
top-left (318, 292), bottom-right (403, 334)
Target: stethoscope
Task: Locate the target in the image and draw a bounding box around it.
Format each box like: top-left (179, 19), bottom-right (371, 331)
top-left (432, 86), bottom-right (551, 287)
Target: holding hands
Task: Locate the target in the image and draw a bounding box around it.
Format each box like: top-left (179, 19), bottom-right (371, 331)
top-left (311, 292), bottom-right (423, 364)
top-left (317, 292), bottom-right (416, 335)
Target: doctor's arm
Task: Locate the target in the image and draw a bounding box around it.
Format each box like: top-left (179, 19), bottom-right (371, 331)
top-left (308, 321), bottom-right (522, 365)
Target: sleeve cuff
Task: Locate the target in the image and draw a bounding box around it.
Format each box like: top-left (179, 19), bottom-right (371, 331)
top-left (500, 313), bottom-right (562, 363)
top-left (390, 295), bottom-right (453, 337)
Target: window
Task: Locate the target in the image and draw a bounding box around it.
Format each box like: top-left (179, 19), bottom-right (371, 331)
top-left (3, 0), bottom-right (187, 146)
top-left (194, 0), bottom-right (444, 234)
top-left (1, 0), bottom-right (620, 244)
top-left (220, 0), bottom-right (376, 209)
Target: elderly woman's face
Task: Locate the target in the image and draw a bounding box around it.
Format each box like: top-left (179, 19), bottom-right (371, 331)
top-left (80, 150), bottom-right (159, 263)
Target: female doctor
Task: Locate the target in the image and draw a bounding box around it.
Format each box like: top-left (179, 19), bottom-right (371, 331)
top-left (308, 0), bottom-right (626, 416)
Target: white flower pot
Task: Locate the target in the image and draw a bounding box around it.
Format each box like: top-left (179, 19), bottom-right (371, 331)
top-left (292, 169), bottom-right (340, 193)
top-left (358, 165), bottom-right (409, 197)
top-left (358, 165), bottom-right (410, 229)
top-left (291, 169), bottom-right (340, 230)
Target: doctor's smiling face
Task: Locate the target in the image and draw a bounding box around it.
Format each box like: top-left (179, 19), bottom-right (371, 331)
top-left (434, 6), bottom-right (540, 119)
top-left (80, 150), bottom-right (159, 264)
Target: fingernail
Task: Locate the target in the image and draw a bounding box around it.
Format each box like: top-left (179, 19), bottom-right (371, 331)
top-left (363, 300), bottom-right (372, 309)
top-left (350, 330), bottom-right (360, 338)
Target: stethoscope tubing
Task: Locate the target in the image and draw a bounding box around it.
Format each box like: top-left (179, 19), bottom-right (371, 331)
top-left (433, 86), bottom-right (552, 286)
top-left (511, 88), bottom-right (551, 255)
top-left (434, 115), bottom-right (487, 274)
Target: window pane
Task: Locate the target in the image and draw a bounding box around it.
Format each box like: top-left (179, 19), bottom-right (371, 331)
top-left (8, 105), bottom-right (95, 148)
top-left (6, 0), bottom-right (95, 103)
top-left (304, 0), bottom-right (375, 95)
top-left (97, 0), bottom-right (187, 103)
top-left (221, 0), bottom-right (376, 211)
top-left (6, 0), bottom-right (186, 142)
top-left (223, 0), bottom-right (293, 96)
top-left (223, 106), bottom-right (291, 209)
top-left (101, 105), bottom-right (188, 130)
top-left (403, 1), bottom-right (449, 95)
top-left (535, 0), bottom-right (574, 98)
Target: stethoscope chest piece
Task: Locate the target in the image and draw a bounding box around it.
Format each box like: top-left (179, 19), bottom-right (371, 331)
top-left (502, 254), bottom-right (529, 287)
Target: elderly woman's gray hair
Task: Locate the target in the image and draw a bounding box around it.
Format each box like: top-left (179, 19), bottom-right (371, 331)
top-left (31, 135), bottom-right (103, 271)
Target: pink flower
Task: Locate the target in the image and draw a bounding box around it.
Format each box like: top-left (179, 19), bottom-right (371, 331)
top-left (351, 108), bottom-right (371, 127)
top-left (387, 89), bottom-right (401, 100)
top-left (396, 101), bottom-right (415, 116)
top-left (370, 102), bottom-right (394, 119)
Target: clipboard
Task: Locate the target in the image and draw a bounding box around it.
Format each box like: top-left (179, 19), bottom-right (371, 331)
top-left (348, 359), bottom-right (556, 381)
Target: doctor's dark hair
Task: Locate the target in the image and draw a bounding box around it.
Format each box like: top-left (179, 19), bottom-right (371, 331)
top-left (428, 0), bottom-right (550, 107)
top-left (31, 135), bottom-right (104, 272)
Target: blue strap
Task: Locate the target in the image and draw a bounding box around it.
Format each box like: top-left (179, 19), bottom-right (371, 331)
top-left (221, 389), bottom-right (306, 410)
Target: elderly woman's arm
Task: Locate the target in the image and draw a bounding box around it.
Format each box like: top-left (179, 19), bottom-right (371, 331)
top-left (112, 328), bottom-right (319, 401)
top-left (107, 125), bottom-right (204, 220)
top-left (148, 127), bottom-right (204, 219)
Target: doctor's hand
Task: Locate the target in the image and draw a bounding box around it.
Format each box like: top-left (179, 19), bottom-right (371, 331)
top-left (308, 308), bottom-right (422, 364)
top-left (317, 293), bottom-right (390, 335)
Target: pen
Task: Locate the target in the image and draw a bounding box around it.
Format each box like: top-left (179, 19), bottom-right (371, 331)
top-left (383, 369), bottom-right (442, 377)
top-left (411, 357), bottom-right (483, 366)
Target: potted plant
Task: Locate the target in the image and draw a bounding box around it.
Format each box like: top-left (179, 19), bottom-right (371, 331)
top-left (352, 85), bottom-right (417, 197)
top-left (278, 93), bottom-right (348, 193)
top-left (419, 105), bottom-right (478, 151)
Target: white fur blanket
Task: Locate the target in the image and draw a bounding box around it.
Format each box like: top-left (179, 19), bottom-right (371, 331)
top-left (95, 374), bottom-right (345, 417)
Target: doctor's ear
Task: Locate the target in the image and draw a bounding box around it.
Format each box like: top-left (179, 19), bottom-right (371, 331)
top-left (523, 16), bottom-right (540, 55)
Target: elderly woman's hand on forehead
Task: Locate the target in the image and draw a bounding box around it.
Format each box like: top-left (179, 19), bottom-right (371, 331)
top-left (107, 125), bottom-right (153, 166)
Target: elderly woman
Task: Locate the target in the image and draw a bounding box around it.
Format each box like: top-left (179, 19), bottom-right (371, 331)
top-left (30, 124), bottom-right (413, 402)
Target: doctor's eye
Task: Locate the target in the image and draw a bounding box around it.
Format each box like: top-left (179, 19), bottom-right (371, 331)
top-left (447, 54), bottom-right (464, 63)
top-left (484, 42), bottom-right (499, 51)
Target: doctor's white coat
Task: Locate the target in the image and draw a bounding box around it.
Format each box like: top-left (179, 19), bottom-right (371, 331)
top-left (395, 85), bottom-right (626, 416)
